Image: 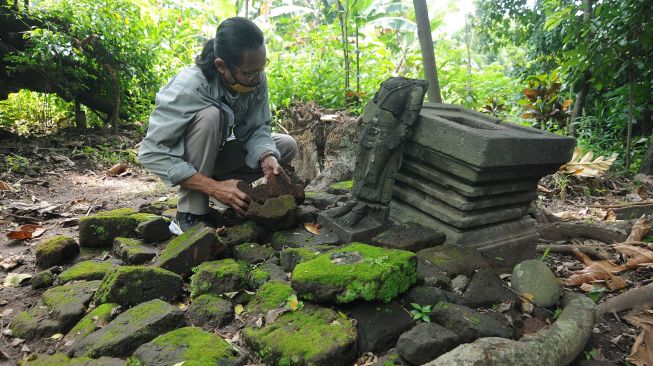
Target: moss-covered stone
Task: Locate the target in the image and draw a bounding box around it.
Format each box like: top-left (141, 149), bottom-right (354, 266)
top-left (59, 260), bottom-right (116, 284)
top-left (72, 299), bottom-right (184, 358)
top-left (233, 242), bottom-right (275, 264)
top-left (42, 280), bottom-right (102, 332)
top-left (138, 197), bottom-right (179, 215)
top-left (185, 294), bottom-right (233, 329)
top-left (416, 245), bottom-right (489, 277)
top-left (35, 236), bottom-right (79, 268)
top-left (270, 229), bottom-right (340, 251)
top-left (113, 237), bottom-right (157, 265)
top-left (94, 266), bottom-right (182, 307)
top-left (247, 281), bottom-right (294, 314)
top-left (157, 225), bottom-right (224, 277)
top-left (279, 245), bottom-right (338, 272)
top-left (65, 303), bottom-right (121, 348)
top-left (136, 217), bottom-right (171, 243)
top-left (328, 180), bottom-right (353, 194)
top-left (242, 305), bottom-right (357, 366)
top-left (220, 221), bottom-right (266, 250)
top-left (18, 353), bottom-right (126, 365)
top-left (291, 243), bottom-right (417, 304)
top-left (31, 269), bottom-right (55, 289)
top-left (245, 195), bottom-right (298, 230)
top-left (79, 208), bottom-right (159, 247)
top-left (132, 327), bottom-right (240, 366)
top-left (189, 259), bottom-right (249, 299)
top-left (10, 305), bottom-right (59, 340)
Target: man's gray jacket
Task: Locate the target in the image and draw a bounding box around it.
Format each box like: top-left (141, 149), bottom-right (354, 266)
top-left (138, 65), bottom-right (280, 186)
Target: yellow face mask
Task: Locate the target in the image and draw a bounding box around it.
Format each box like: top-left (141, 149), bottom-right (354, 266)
top-left (228, 82), bottom-right (257, 94)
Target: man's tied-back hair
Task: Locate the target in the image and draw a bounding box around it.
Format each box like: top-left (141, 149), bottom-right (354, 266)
top-left (195, 17), bottom-right (265, 81)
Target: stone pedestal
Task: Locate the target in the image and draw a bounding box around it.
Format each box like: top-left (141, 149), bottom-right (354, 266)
top-left (390, 103), bottom-right (575, 266)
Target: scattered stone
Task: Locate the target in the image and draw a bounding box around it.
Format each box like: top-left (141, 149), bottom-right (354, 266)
top-left (430, 302), bottom-right (513, 342)
top-left (371, 223), bottom-right (446, 252)
top-left (297, 204), bottom-right (319, 223)
top-left (79, 208), bottom-right (159, 247)
top-left (233, 243), bottom-right (274, 264)
top-left (72, 299), bottom-right (184, 358)
top-left (220, 221), bottom-right (267, 252)
top-left (450, 275), bottom-right (470, 292)
top-left (42, 280), bottom-right (102, 332)
top-left (304, 191), bottom-right (347, 210)
top-left (17, 353), bottom-right (126, 365)
top-left (131, 327), bottom-right (242, 366)
top-left (157, 225), bottom-right (224, 277)
top-left (270, 228), bottom-right (340, 251)
top-left (247, 281), bottom-right (294, 315)
top-left (328, 180), bottom-right (353, 195)
top-left (94, 266), bottom-right (182, 307)
top-left (185, 295), bottom-right (233, 329)
top-left (10, 305), bottom-right (59, 340)
top-left (396, 322), bottom-right (460, 365)
top-left (249, 262), bottom-right (287, 289)
top-left (58, 260), bottom-right (116, 284)
top-left (512, 259), bottom-right (560, 308)
top-left (463, 268), bottom-right (520, 306)
top-left (189, 259), bottom-right (249, 299)
top-left (136, 217), bottom-right (171, 243)
top-left (402, 286), bottom-right (468, 307)
top-left (35, 236), bottom-right (79, 268)
top-left (245, 195), bottom-right (298, 230)
top-left (349, 301), bottom-right (413, 353)
top-left (291, 243), bottom-right (416, 304)
top-left (113, 237), bottom-right (157, 265)
top-left (416, 257), bottom-right (451, 288)
top-left (31, 268), bottom-right (55, 289)
top-left (242, 305), bottom-right (357, 366)
top-left (279, 245), bottom-right (338, 272)
top-left (416, 245), bottom-right (489, 277)
top-left (65, 303), bottom-right (121, 349)
top-left (138, 197), bottom-right (179, 215)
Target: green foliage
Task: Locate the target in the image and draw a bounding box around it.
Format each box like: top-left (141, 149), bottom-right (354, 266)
top-left (519, 72), bottom-right (572, 130)
top-left (409, 303), bottom-right (431, 322)
top-left (3, 154), bottom-right (30, 174)
top-left (540, 244), bottom-right (552, 261)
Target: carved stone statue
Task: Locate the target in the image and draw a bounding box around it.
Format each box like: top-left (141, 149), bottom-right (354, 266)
top-left (318, 77), bottom-right (428, 241)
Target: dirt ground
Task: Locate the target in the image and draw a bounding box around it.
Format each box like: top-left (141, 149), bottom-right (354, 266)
top-left (0, 129), bottom-right (649, 365)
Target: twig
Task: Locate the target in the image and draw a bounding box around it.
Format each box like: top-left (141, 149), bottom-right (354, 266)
top-left (588, 201), bottom-right (653, 209)
top-left (4, 212), bottom-right (39, 223)
top-left (536, 244), bottom-right (611, 261)
top-left (288, 121), bottom-right (317, 135)
top-left (85, 199), bottom-right (100, 216)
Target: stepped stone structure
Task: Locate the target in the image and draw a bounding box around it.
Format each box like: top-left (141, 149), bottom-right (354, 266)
top-left (391, 103), bottom-right (575, 265)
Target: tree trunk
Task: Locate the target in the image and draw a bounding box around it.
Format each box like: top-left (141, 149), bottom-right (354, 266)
top-left (626, 73), bottom-right (634, 171)
top-left (412, 0), bottom-right (442, 103)
top-left (569, 0), bottom-right (594, 137)
top-left (105, 64), bottom-right (120, 134)
top-left (74, 100), bottom-right (86, 130)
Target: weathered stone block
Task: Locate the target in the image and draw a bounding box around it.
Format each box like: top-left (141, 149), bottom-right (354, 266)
top-left (31, 268), bottom-right (55, 289)
top-left (185, 294), bottom-right (233, 329)
top-left (371, 222), bottom-right (445, 252)
top-left (270, 227), bottom-right (340, 251)
top-left (396, 322), bottom-right (460, 365)
top-left (242, 305), bottom-right (357, 366)
top-left (249, 261), bottom-right (287, 289)
top-left (113, 237), bottom-right (157, 265)
top-left (35, 236), bottom-right (79, 268)
top-left (10, 305), bottom-right (59, 340)
top-left (79, 208), bottom-right (158, 247)
top-left (279, 245), bottom-right (338, 272)
top-left (65, 303), bottom-right (121, 350)
top-left (416, 245), bottom-right (489, 277)
top-left (156, 225), bottom-right (224, 277)
top-left (247, 281), bottom-right (294, 315)
top-left (42, 280), bottom-right (102, 332)
top-left (430, 301), bottom-right (513, 342)
top-left (233, 242), bottom-right (274, 264)
top-left (349, 301), bottom-right (413, 353)
top-left (291, 243), bottom-right (416, 304)
top-left (136, 217), bottom-right (171, 243)
top-left (132, 327), bottom-right (241, 366)
top-left (189, 259), bottom-right (249, 299)
top-left (462, 268), bottom-right (520, 306)
top-left (72, 299), bottom-right (184, 358)
top-left (59, 260), bottom-right (117, 284)
top-left (245, 195), bottom-right (298, 230)
top-left (220, 221), bottom-right (267, 250)
top-left (94, 266), bottom-right (182, 307)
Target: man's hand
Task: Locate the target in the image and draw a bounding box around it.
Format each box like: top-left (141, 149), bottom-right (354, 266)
top-left (261, 155), bottom-right (281, 177)
top-left (180, 174), bottom-right (250, 216)
top-left (208, 179), bottom-right (250, 216)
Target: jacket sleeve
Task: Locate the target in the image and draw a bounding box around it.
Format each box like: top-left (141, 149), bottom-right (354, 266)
top-left (238, 75), bottom-right (281, 169)
top-left (137, 83), bottom-right (206, 186)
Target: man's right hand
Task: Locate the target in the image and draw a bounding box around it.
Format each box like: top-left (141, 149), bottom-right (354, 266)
top-left (208, 179), bottom-right (250, 216)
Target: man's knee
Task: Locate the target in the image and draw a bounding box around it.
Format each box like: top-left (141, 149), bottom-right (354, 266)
top-left (274, 134), bottom-right (298, 164)
top-left (191, 106), bottom-right (221, 136)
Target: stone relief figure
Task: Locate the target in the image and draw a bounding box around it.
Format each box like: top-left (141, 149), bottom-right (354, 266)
top-left (320, 77), bottom-right (428, 240)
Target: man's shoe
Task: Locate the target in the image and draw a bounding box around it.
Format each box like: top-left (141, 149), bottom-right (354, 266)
top-left (175, 212), bottom-right (210, 232)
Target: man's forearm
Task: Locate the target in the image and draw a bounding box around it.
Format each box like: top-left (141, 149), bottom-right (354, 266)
top-left (179, 173), bottom-right (217, 196)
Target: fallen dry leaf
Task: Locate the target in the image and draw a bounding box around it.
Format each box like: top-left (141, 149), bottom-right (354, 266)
top-left (304, 222), bottom-right (321, 235)
top-left (624, 310), bottom-right (653, 366)
top-left (107, 163), bottom-right (128, 176)
top-left (0, 180), bottom-right (15, 192)
top-left (216, 226), bottom-right (227, 236)
top-left (3, 273), bottom-right (32, 287)
top-left (0, 255), bottom-right (24, 270)
top-left (580, 283), bottom-right (595, 292)
top-left (6, 224), bottom-right (46, 240)
top-left (627, 215), bottom-right (651, 242)
top-left (603, 209), bottom-right (617, 222)
top-left (559, 148), bottom-right (617, 177)
top-left (566, 249), bottom-right (627, 290)
top-left (614, 244), bottom-right (653, 269)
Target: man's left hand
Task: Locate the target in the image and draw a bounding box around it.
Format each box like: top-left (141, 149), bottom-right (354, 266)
top-left (262, 155), bottom-right (281, 176)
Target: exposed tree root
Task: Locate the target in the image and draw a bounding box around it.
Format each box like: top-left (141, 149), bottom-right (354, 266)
top-left (598, 282), bottom-right (653, 318)
top-left (537, 221), bottom-right (628, 243)
top-left (536, 244), bottom-right (611, 260)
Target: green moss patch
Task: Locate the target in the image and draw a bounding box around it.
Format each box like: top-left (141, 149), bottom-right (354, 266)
top-left (247, 281), bottom-right (294, 314)
top-left (66, 303), bottom-right (120, 342)
top-left (35, 236), bottom-right (79, 268)
top-left (59, 260), bottom-right (116, 284)
top-left (132, 327), bottom-right (239, 366)
top-left (189, 259), bottom-right (249, 299)
top-left (79, 208), bottom-right (158, 247)
top-left (157, 225), bottom-right (222, 277)
top-left (186, 294), bottom-right (233, 328)
top-left (18, 353), bottom-right (126, 365)
top-left (94, 266), bottom-right (182, 307)
top-left (42, 280), bottom-right (102, 331)
top-left (242, 306), bottom-right (357, 366)
top-left (329, 180), bottom-right (353, 191)
top-left (291, 243), bottom-right (417, 303)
